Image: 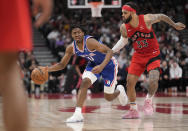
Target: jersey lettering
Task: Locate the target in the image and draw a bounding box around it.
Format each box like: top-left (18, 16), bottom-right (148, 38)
top-left (136, 39), bottom-right (149, 49)
top-left (130, 31), bottom-right (154, 44)
top-left (87, 56), bottom-right (94, 61)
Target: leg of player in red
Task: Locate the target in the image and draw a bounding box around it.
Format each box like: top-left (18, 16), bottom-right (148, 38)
top-left (143, 61), bottom-right (160, 115)
top-left (123, 59), bottom-right (160, 118)
top-left (123, 61), bottom-right (143, 119)
top-left (0, 53), bottom-right (29, 131)
top-left (0, 0), bottom-right (52, 130)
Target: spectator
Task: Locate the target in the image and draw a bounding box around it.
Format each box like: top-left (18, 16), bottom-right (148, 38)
top-left (180, 60), bottom-right (188, 91)
top-left (184, 0), bottom-right (188, 26)
top-left (47, 29), bottom-right (60, 50)
top-left (159, 60), bottom-right (170, 92)
top-left (169, 59), bottom-right (183, 91)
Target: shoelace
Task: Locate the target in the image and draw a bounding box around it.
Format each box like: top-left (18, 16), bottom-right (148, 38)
top-left (145, 100), bottom-right (152, 108)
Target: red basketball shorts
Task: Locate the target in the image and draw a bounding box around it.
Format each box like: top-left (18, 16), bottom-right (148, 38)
top-left (0, 0), bottom-right (32, 52)
top-left (128, 52), bottom-right (161, 76)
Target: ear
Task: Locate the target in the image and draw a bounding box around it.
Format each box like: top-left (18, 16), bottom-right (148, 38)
top-left (130, 12), bottom-right (135, 15)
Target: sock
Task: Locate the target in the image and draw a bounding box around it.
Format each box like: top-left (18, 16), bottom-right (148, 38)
top-left (75, 107), bottom-right (82, 114)
top-left (146, 94), bottom-right (153, 100)
top-left (130, 102), bottom-right (137, 110)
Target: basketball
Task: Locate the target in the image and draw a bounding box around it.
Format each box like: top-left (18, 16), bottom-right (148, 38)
top-left (31, 67), bottom-right (48, 85)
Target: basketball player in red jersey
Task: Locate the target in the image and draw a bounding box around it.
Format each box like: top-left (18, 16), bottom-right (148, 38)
top-left (0, 0), bottom-right (52, 131)
top-left (112, 2), bottom-right (186, 118)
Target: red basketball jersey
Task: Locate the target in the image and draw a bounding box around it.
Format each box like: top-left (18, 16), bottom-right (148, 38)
top-left (0, 0), bottom-right (32, 51)
top-left (125, 15), bottom-right (160, 55)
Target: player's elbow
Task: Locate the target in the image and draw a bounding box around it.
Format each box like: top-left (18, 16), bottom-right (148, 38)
top-left (107, 49), bottom-right (113, 56)
top-left (59, 62), bottom-right (65, 70)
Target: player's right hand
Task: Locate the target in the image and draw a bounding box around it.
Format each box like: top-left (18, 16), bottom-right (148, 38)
top-left (174, 22), bottom-right (186, 30)
top-left (32, 0), bottom-right (53, 28)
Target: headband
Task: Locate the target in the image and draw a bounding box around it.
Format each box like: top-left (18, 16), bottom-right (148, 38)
top-left (122, 5), bottom-right (136, 13)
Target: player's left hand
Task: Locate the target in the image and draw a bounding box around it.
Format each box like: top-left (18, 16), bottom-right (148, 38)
top-left (92, 65), bottom-right (104, 74)
top-left (174, 22), bottom-right (186, 30)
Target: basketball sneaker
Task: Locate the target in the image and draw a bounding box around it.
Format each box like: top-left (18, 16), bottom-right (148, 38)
top-left (116, 85), bottom-right (128, 106)
top-left (66, 122), bottom-right (84, 131)
top-left (66, 112), bottom-right (84, 123)
top-left (143, 99), bottom-right (153, 116)
top-left (122, 109), bottom-right (140, 119)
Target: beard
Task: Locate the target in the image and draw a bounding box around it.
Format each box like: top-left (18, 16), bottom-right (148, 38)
top-left (123, 15), bottom-right (132, 24)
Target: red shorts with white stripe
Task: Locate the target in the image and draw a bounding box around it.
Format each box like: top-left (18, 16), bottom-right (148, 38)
top-left (0, 0), bottom-right (32, 52)
top-left (128, 52), bottom-right (161, 76)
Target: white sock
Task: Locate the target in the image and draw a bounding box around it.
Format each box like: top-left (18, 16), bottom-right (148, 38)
top-left (130, 102), bottom-right (137, 110)
top-left (146, 94), bottom-right (153, 100)
top-left (75, 107), bottom-right (82, 114)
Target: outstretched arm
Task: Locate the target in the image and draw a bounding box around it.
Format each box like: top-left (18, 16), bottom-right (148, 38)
top-left (145, 14), bottom-right (186, 30)
top-left (112, 24), bottom-right (129, 53)
top-left (47, 45), bottom-right (73, 72)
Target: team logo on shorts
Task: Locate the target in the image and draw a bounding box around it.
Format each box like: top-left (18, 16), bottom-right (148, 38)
top-left (105, 80), bottom-right (111, 85)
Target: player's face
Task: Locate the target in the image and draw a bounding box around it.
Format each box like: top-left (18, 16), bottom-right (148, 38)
top-left (71, 28), bottom-right (84, 43)
top-left (122, 10), bottom-right (132, 23)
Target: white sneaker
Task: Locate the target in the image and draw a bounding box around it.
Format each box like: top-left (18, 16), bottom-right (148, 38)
top-left (66, 122), bottom-right (84, 131)
top-left (66, 112), bottom-right (84, 123)
top-left (116, 85), bottom-right (128, 106)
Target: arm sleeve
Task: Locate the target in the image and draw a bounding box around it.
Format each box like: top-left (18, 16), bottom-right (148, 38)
top-left (112, 36), bottom-right (128, 53)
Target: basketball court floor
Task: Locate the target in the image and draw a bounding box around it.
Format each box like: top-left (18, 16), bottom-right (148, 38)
top-left (0, 92), bottom-right (188, 131)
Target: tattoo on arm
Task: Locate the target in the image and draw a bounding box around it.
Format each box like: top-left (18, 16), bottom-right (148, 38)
top-left (120, 24), bottom-right (128, 38)
top-left (149, 14), bottom-right (176, 27)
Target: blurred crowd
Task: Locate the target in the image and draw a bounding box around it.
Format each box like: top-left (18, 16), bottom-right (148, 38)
top-left (19, 0), bottom-right (188, 94)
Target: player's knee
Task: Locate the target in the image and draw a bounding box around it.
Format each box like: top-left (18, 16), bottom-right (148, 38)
top-left (80, 78), bottom-right (92, 89)
top-left (104, 93), bottom-right (114, 101)
top-left (126, 74), bottom-right (139, 88)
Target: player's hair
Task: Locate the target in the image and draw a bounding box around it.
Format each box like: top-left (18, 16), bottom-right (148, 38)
top-left (124, 1), bottom-right (139, 13)
top-left (70, 23), bottom-right (87, 34)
